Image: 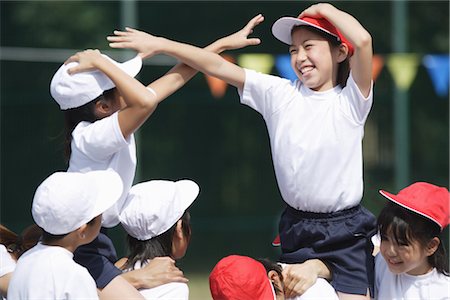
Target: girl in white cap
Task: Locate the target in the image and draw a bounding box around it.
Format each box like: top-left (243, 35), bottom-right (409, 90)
top-left (108, 3), bottom-right (375, 299)
top-left (7, 170), bottom-right (123, 299)
top-left (118, 179), bottom-right (200, 299)
top-left (49, 15), bottom-right (264, 299)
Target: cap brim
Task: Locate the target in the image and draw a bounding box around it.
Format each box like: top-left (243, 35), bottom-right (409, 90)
top-left (175, 180), bottom-right (200, 211)
top-left (379, 189), bottom-right (443, 229)
top-left (87, 170), bottom-right (123, 219)
top-left (272, 16), bottom-right (339, 45)
top-left (100, 54), bottom-right (143, 91)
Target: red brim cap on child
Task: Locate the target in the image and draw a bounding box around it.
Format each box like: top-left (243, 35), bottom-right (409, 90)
top-left (209, 255), bottom-right (276, 300)
top-left (379, 182), bottom-right (450, 230)
top-left (272, 16), bottom-right (354, 56)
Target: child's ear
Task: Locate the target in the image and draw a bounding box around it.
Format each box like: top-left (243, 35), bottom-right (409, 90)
top-left (95, 99), bottom-right (112, 116)
top-left (425, 237), bottom-right (440, 256)
top-left (337, 43), bottom-right (349, 63)
top-left (76, 224), bottom-right (88, 240)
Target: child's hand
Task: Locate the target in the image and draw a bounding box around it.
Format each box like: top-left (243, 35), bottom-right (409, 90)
top-left (217, 14), bottom-right (264, 51)
top-left (107, 27), bottom-right (163, 59)
top-left (298, 3), bottom-right (334, 19)
top-left (65, 49), bottom-right (103, 75)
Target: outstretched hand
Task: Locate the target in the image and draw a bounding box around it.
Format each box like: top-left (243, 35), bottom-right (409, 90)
top-left (216, 14), bottom-right (264, 51)
top-left (107, 27), bottom-right (163, 59)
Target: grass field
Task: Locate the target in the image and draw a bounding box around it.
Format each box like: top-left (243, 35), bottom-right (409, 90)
top-left (186, 273), bottom-right (212, 300)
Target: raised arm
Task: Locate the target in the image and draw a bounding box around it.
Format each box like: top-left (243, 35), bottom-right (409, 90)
top-left (65, 49), bottom-right (158, 139)
top-left (108, 15), bottom-right (265, 91)
top-left (299, 3), bottom-right (373, 97)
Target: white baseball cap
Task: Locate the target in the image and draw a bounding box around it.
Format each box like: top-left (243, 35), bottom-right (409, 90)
top-left (32, 170), bottom-right (123, 235)
top-left (50, 54), bottom-right (143, 110)
top-left (119, 180), bottom-right (200, 240)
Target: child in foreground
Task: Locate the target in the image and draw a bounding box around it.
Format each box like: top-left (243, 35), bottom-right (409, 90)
top-left (117, 179), bottom-right (200, 299)
top-left (375, 182), bottom-right (450, 299)
top-left (108, 3), bottom-right (375, 299)
top-left (209, 254), bottom-right (338, 300)
top-left (7, 170), bottom-right (123, 299)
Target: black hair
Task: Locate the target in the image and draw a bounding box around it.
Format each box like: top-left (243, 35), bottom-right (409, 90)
top-left (257, 258), bottom-right (284, 296)
top-left (0, 224), bottom-right (43, 260)
top-left (291, 25), bottom-right (351, 88)
top-left (63, 88), bottom-right (116, 161)
top-left (122, 211), bottom-right (192, 271)
top-left (377, 202), bottom-right (449, 276)
top-left (40, 216), bottom-right (98, 244)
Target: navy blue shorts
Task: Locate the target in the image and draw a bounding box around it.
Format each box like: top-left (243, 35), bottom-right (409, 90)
top-left (74, 228), bottom-right (122, 289)
top-left (278, 205), bottom-right (376, 296)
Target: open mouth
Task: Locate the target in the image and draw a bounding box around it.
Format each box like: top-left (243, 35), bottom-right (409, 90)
top-left (300, 66), bottom-right (314, 75)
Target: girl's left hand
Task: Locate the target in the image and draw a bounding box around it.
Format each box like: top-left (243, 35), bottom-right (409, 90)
top-left (65, 49), bottom-right (103, 75)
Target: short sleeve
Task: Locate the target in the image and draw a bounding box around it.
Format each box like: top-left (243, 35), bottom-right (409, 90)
top-left (338, 73), bottom-right (373, 124)
top-left (71, 112), bottom-right (130, 161)
top-left (240, 69), bottom-right (300, 120)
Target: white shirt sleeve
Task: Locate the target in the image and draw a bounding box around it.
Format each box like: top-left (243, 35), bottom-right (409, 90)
top-left (287, 278), bottom-right (339, 300)
top-left (71, 112), bottom-right (130, 161)
top-left (240, 69), bottom-right (300, 120)
top-left (338, 73), bottom-right (374, 125)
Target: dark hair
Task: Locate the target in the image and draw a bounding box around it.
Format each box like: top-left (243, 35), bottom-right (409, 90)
top-left (292, 26), bottom-right (351, 88)
top-left (40, 216), bottom-right (98, 244)
top-left (0, 224), bottom-right (43, 259)
top-left (377, 202), bottom-right (449, 276)
top-left (257, 258), bottom-right (284, 296)
top-left (63, 88), bottom-right (116, 161)
top-left (122, 211), bottom-right (192, 271)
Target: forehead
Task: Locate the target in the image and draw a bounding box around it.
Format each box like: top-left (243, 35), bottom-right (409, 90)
top-left (291, 26), bottom-right (332, 45)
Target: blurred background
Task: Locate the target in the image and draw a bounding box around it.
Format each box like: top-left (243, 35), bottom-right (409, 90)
top-left (1, 1), bottom-right (448, 299)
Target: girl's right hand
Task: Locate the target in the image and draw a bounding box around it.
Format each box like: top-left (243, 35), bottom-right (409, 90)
top-left (65, 49), bottom-right (104, 75)
top-left (107, 27), bottom-right (164, 60)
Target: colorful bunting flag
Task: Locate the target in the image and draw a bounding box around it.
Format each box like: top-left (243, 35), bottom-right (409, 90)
top-left (422, 54), bottom-right (449, 97)
top-left (205, 54), bottom-right (235, 99)
top-left (275, 54), bottom-right (297, 82)
top-left (372, 55), bottom-right (384, 81)
top-left (386, 53), bottom-right (420, 91)
top-left (204, 52), bottom-right (449, 99)
top-left (237, 54), bottom-right (274, 74)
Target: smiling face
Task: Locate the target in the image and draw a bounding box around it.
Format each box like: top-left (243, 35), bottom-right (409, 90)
top-left (380, 227), bottom-right (437, 275)
top-left (289, 26), bottom-right (344, 91)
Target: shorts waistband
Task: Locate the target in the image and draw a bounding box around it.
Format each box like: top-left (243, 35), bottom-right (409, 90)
top-left (285, 204), bottom-right (361, 220)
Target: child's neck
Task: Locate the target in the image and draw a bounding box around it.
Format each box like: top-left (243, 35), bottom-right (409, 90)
top-left (406, 262), bottom-right (433, 276)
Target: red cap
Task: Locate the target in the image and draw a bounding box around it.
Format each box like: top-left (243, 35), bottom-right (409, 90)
top-left (272, 235), bottom-right (281, 247)
top-left (379, 182), bottom-right (450, 230)
top-left (209, 255), bottom-right (275, 300)
top-left (272, 16), bottom-right (354, 56)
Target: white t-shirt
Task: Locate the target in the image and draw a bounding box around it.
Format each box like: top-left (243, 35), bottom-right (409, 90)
top-left (288, 278), bottom-right (339, 300)
top-left (68, 112), bottom-right (136, 227)
top-left (126, 260), bottom-right (189, 300)
top-left (0, 245), bottom-right (15, 277)
top-left (375, 253), bottom-right (450, 299)
top-left (240, 70), bottom-right (373, 213)
top-left (1, 245), bottom-right (16, 300)
top-left (7, 243), bottom-right (98, 299)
